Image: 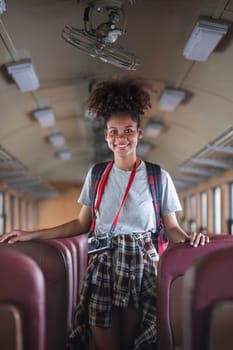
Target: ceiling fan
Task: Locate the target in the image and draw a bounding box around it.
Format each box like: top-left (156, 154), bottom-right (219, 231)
top-left (62, 0), bottom-right (140, 70)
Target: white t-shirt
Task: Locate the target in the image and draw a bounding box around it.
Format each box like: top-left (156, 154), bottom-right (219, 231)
top-left (78, 161), bottom-right (182, 236)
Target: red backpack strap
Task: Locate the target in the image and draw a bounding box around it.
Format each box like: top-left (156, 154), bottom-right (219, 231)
top-left (145, 161), bottom-right (168, 255)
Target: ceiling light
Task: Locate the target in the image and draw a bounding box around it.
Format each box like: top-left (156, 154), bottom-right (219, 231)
top-left (34, 108), bottom-right (55, 128)
top-left (144, 121), bottom-right (164, 138)
top-left (137, 142), bottom-right (152, 157)
top-left (48, 133), bottom-right (65, 148)
top-left (57, 150), bottom-right (72, 160)
top-left (183, 17), bottom-right (229, 62)
top-left (0, 0), bottom-right (6, 14)
top-left (158, 88), bottom-right (186, 112)
top-left (6, 60), bottom-right (40, 92)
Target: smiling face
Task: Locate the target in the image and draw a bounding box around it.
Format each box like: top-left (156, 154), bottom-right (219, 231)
top-left (104, 113), bottom-right (143, 161)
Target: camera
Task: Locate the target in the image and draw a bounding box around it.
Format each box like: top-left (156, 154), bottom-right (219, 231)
top-left (88, 234), bottom-right (111, 254)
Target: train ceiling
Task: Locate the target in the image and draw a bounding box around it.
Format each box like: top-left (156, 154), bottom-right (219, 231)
top-left (0, 0), bottom-right (233, 197)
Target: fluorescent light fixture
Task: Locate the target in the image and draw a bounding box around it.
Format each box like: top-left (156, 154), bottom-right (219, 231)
top-left (0, 0), bottom-right (6, 14)
top-left (6, 60), bottom-right (40, 92)
top-left (137, 142), bottom-right (152, 157)
top-left (57, 150), bottom-right (72, 160)
top-left (144, 122), bottom-right (164, 138)
top-left (34, 108), bottom-right (55, 128)
top-left (183, 18), bottom-right (228, 62)
top-left (48, 132), bottom-right (65, 148)
top-left (158, 88), bottom-right (186, 112)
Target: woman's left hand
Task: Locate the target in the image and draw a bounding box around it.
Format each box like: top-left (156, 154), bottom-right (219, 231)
top-left (189, 232), bottom-right (210, 247)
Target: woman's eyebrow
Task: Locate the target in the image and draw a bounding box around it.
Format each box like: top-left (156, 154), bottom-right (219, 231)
top-left (108, 125), bottom-right (135, 129)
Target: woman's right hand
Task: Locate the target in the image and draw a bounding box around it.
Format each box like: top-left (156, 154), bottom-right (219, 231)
top-left (0, 230), bottom-right (33, 244)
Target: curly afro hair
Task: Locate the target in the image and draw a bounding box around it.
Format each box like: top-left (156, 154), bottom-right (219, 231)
top-left (86, 77), bottom-right (152, 127)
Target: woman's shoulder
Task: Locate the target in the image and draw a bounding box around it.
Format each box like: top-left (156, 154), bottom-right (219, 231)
top-left (141, 160), bottom-right (170, 176)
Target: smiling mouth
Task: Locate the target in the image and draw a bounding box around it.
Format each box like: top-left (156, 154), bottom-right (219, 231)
top-left (114, 144), bottom-right (129, 149)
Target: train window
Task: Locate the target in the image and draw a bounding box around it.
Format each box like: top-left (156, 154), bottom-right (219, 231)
top-left (0, 192), bottom-right (6, 235)
top-left (229, 183), bottom-right (233, 219)
top-left (189, 195), bottom-right (196, 231)
top-left (228, 182), bottom-right (233, 234)
top-left (181, 197), bottom-right (186, 217)
top-left (18, 198), bottom-right (23, 230)
top-left (200, 192), bottom-right (207, 232)
top-left (25, 200), bottom-right (36, 231)
top-left (180, 197), bottom-right (188, 230)
top-left (10, 194), bottom-right (15, 231)
top-left (213, 186), bottom-right (222, 234)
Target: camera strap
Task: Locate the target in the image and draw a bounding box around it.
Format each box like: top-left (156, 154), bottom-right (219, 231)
top-left (90, 158), bottom-right (140, 236)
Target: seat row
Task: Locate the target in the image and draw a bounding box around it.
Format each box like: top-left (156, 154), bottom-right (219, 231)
top-left (157, 233), bottom-right (233, 350)
top-left (1, 232), bottom-right (233, 350)
top-left (0, 234), bottom-right (88, 350)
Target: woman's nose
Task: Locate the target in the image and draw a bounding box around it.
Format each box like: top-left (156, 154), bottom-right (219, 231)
top-left (117, 132), bottom-right (127, 138)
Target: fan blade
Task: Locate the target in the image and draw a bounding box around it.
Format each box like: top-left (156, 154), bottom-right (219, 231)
top-left (97, 43), bottom-right (140, 70)
top-left (62, 25), bottom-right (140, 70)
top-left (62, 26), bottom-right (101, 55)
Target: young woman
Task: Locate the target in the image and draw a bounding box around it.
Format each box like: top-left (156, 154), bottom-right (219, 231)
top-left (0, 78), bottom-right (209, 350)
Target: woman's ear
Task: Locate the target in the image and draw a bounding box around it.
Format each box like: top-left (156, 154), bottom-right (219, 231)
top-left (138, 127), bottom-right (144, 139)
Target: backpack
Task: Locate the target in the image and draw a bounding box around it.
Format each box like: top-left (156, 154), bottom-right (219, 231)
top-left (90, 160), bottom-right (168, 255)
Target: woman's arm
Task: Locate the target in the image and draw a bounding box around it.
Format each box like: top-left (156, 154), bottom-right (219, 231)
top-left (163, 212), bottom-right (209, 247)
top-left (0, 205), bottom-right (92, 244)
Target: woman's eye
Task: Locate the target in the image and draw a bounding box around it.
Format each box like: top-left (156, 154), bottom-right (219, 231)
top-left (109, 130), bottom-right (118, 135)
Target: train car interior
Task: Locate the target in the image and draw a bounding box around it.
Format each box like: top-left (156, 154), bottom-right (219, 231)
top-left (0, 0), bottom-right (233, 349)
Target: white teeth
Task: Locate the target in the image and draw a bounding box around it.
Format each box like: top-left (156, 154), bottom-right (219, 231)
top-left (116, 144), bottom-right (128, 148)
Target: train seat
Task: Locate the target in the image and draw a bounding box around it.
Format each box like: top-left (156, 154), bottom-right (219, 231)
top-left (46, 239), bottom-right (74, 329)
top-left (68, 234), bottom-right (88, 298)
top-left (0, 240), bottom-right (73, 350)
top-left (0, 304), bottom-right (23, 350)
top-left (54, 237), bottom-right (79, 309)
top-left (156, 234), bottom-right (233, 350)
top-left (182, 246), bottom-right (233, 350)
top-left (53, 233), bottom-right (88, 307)
top-left (208, 301), bottom-right (233, 350)
top-left (0, 249), bottom-right (45, 350)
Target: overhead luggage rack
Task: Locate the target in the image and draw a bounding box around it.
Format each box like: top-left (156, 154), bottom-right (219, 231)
top-left (0, 145), bottom-right (59, 199)
top-left (173, 127), bottom-right (233, 190)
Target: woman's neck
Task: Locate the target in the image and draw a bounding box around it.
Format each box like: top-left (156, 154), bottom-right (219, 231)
top-left (114, 156), bottom-right (138, 171)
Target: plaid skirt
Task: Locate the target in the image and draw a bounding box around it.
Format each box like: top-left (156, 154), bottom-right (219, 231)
top-left (68, 232), bottom-right (159, 350)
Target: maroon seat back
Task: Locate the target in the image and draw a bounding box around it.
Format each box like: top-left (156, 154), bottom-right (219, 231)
top-left (55, 237), bottom-right (79, 309)
top-left (0, 249), bottom-right (45, 350)
top-left (0, 240), bottom-right (73, 350)
top-left (47, 239), bottom-right (74, 330)
top-left (0, 304), bottom-right (23, 350)
top-left (183, 246), bottom-right (233, 350)
top-left (52, 234), bottom-right (88, 305)
top-left (157, 234), bottom-right (233, 350)
top-left (208, 301), bottom-right (233, 350)
top-left (68, 234), bottom-right (88, 298)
